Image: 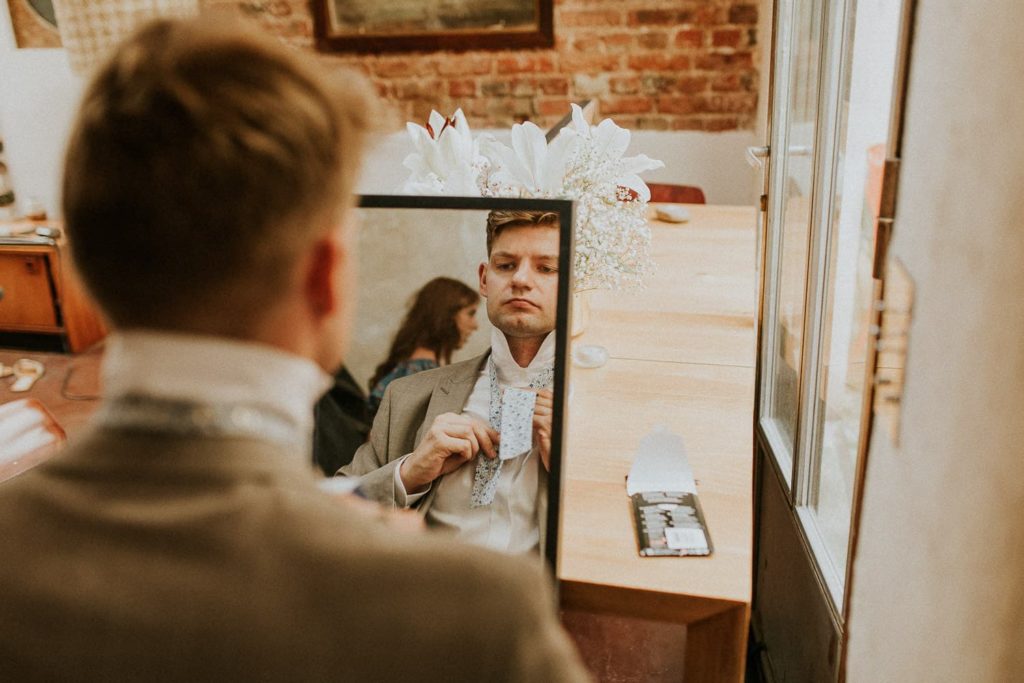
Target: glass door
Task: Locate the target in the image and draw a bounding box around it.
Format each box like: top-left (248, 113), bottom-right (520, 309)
top-left (752, 0), bottom-right (913, 679)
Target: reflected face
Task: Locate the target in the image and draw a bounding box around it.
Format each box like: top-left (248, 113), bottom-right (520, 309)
top-left (479, 225), bottom-right (559, 339)
top-left (454, 303), bottom-right (479, 349)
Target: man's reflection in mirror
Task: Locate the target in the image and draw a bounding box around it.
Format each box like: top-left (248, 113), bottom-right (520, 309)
top-left (340, 210), bottom-right (559, 555)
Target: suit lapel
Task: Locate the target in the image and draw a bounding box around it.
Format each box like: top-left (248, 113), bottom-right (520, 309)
top-left (414, 352), bottom-right (490, 445)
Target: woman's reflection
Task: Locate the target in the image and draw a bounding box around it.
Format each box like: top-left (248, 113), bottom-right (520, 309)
top-left (368, 277), bottom-right (479, 417)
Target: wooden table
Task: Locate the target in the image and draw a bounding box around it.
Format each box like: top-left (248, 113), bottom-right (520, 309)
top-left (559, 204), bottom-right (757, 682)
top-left (0, 221), bottom-right (106, 352)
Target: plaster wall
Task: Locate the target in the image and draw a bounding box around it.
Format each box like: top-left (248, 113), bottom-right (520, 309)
top-left (845, 2), bottom-right (1024, 680)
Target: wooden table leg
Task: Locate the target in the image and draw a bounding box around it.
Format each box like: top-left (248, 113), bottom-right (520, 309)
top-left (684, 604), bottom-right (749, 683)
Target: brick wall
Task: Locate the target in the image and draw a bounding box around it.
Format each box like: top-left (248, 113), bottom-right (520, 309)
top-left (207, 1), bottom-right (760, 132)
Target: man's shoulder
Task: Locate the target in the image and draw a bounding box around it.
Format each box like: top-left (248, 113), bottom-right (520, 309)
top-left (386, 353), bottom-right (487, 396)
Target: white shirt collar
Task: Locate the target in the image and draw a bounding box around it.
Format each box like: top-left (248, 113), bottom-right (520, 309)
top-left (489, 327), bottom-right (556, 387)
top-left (102, 331), bottom-right (333, 438)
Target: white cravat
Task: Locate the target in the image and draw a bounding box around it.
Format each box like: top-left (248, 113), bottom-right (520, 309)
top-left (101, 330), bottom-right (332, 455)
top-left (396, 329), bottom-right (556, 554)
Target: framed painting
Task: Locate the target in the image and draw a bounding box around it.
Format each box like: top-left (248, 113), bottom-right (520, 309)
top-left (312, 0), bottom-right (553, 54)
top-left (8, 0), bottom-right (61, 48)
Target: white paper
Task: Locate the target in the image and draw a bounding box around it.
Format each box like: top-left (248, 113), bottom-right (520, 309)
top-left (626, 425), bottom-right (697, 496)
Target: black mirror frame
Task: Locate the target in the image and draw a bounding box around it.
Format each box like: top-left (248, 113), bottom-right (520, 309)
top-left (357, 194), bottom-right (574, 575)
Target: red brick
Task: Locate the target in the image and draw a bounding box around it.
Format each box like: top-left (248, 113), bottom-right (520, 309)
top-left (694, 6), bottom-right (727, 24)
top-left (670, 55), bottom-right (692, 70)
top-left (558, 9), bottom-right (622, 27)
top-left (572, 73), bottom-right (610, 97)
top-left (602, 95), bottom-right (653, 114)
top-left (373, 59), bottom-right (417, 78)
top-left (712, 28), bottom-right (743, 48)
top-left (703, 116), bottom-right (742, 131)
top-left (496, 55), bottom-right (555, 74)
top-left (637, 31), bottom-right (669, 50)
top-left (633, 116), bottom-right (672, 131)
top-left (395, 79), bottom-right (444, 99)
top-left (695, 93), bottom-right (757, 114)
top-left (675, 29), bottom-right (704, 49)
top-left (560, 53), bottom-right (621, 72)
top-left (601, 33), bottom-right (634, 52)
top-left (670, 116), bottom-right (706, 131)
top-left (571, 33), bottom-right (602, 52)
top-left (480, 79), bottom-right (514, 97)
top-left (729, 4), bottom-right (759, 24)
top-left (448, 79), bottom-right (477, 98)
top-left (672, 75), bottom-right (709, 94)
top-left (628, 53), bottom-right (672, 71)
top-left (610, 76), bottom-right (642, 94)
top-left (537, 76), bottom-right (571, 95)
top-left (711, 73), bottom-right (743, 92)
top-left (695, 51), bottom-right (754, 70)
top-left (537, 98), bottom-right (572, 117)
top-left (657, 95), bottom-right (696, 114)
top-left (627, 10), bottom-right (676, 26)
top-left (641, 74), bottom-right (677, 92)
top-left (436, 56), bottom-right (493, 76)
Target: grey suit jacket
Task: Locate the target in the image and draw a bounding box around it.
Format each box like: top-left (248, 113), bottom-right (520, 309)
top-left (0, 426), bottom-right (588, 682)
top-left (340, 353), bottom-right (550, 553)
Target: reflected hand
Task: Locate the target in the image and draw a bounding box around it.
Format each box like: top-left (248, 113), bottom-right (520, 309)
top-left (532, 389), bottom-right (553, 472)
top-left (400, 412), bottom-right (499, 493)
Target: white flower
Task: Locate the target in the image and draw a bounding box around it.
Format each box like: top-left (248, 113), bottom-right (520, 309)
top-left (568, 103), bottom-right (664, 202)
top-left (401, 109), bottom-right (486, 196)
top-left (482, 122), bottom-right (578, 197)
top-left (398, 104), bottom-right (665, 292)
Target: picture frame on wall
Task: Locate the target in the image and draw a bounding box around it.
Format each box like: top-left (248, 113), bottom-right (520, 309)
top-left (312, 0), bottom-right (553, 54)
top-left (8, 0), bottom-right (61, 48)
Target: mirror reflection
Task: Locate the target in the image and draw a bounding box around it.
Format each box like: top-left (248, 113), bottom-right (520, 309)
top-left (317, 200), bottom-right (570, 563)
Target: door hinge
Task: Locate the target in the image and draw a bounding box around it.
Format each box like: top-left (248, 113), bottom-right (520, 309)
top-left (872, 157), bottom-right (901, 279)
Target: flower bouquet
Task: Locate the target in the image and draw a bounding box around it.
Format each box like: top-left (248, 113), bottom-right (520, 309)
top-left (400, 105), bottom-right (664, 292)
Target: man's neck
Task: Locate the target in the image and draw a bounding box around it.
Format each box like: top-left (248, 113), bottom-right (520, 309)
top-left (505, 335), bottom-right (545, 368)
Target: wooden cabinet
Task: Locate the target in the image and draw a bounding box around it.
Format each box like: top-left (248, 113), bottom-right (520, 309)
top-left (0, 224), bottom-right (105, 352)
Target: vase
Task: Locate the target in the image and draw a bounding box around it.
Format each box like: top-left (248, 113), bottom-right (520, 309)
top-left (571, 289), bottom-right (592, 338)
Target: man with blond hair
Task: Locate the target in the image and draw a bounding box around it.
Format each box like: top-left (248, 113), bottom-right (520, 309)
top-left (0, 19), bottom-right (587, 682)
top-left (344, 210), bottom-right (562, 555)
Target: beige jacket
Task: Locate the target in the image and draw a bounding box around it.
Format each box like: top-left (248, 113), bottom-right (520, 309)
top-left (0, 427), bottom-right (588, 682)
top-left (341, 354), bottom-right (550, 552)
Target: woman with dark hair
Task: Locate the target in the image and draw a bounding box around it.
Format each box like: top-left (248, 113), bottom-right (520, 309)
top-left (367, 277), bottom-right (480, 416)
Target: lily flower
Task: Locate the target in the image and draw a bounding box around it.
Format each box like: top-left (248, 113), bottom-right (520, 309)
top-left (568, 103), bottom-right (664, 202)
top-left (401, 109), bottom-right (486, 196)
top-left (482, 121), bottom-right (579, 197)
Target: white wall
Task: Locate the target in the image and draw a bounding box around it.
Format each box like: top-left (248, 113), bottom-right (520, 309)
top-left (0, 0), bottom-right (83, 219)
top-left (845, 2), bottom-right (1024, 681)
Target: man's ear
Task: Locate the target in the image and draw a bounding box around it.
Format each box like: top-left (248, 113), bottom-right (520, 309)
top-left (305, 233), bottom-right (343, 319)
top-left (478, 261), bottom-right (488, 298)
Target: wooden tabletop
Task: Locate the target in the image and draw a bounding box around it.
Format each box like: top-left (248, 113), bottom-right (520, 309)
top-left (559, 204), bottom-right (757, 621)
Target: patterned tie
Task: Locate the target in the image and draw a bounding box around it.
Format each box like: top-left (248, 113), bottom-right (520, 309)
top-left (471, 356), bottom-right (554, 507)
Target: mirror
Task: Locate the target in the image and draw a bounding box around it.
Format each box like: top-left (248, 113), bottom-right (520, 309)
top-left (322, 195), bottom-right (573, 570)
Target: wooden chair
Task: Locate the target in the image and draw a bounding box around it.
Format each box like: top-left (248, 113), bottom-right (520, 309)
top-left (647, 183), bottom-right (707, 204)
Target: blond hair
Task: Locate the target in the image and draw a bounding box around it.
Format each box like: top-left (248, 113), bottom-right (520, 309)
top-left (485, 210), bottom-right (560, 255)
top-left (62, 18), bottom-right (376, 331)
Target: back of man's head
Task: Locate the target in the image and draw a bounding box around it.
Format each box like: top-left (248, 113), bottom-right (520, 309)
top-left (63, 18), bottom-right (374, 334)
